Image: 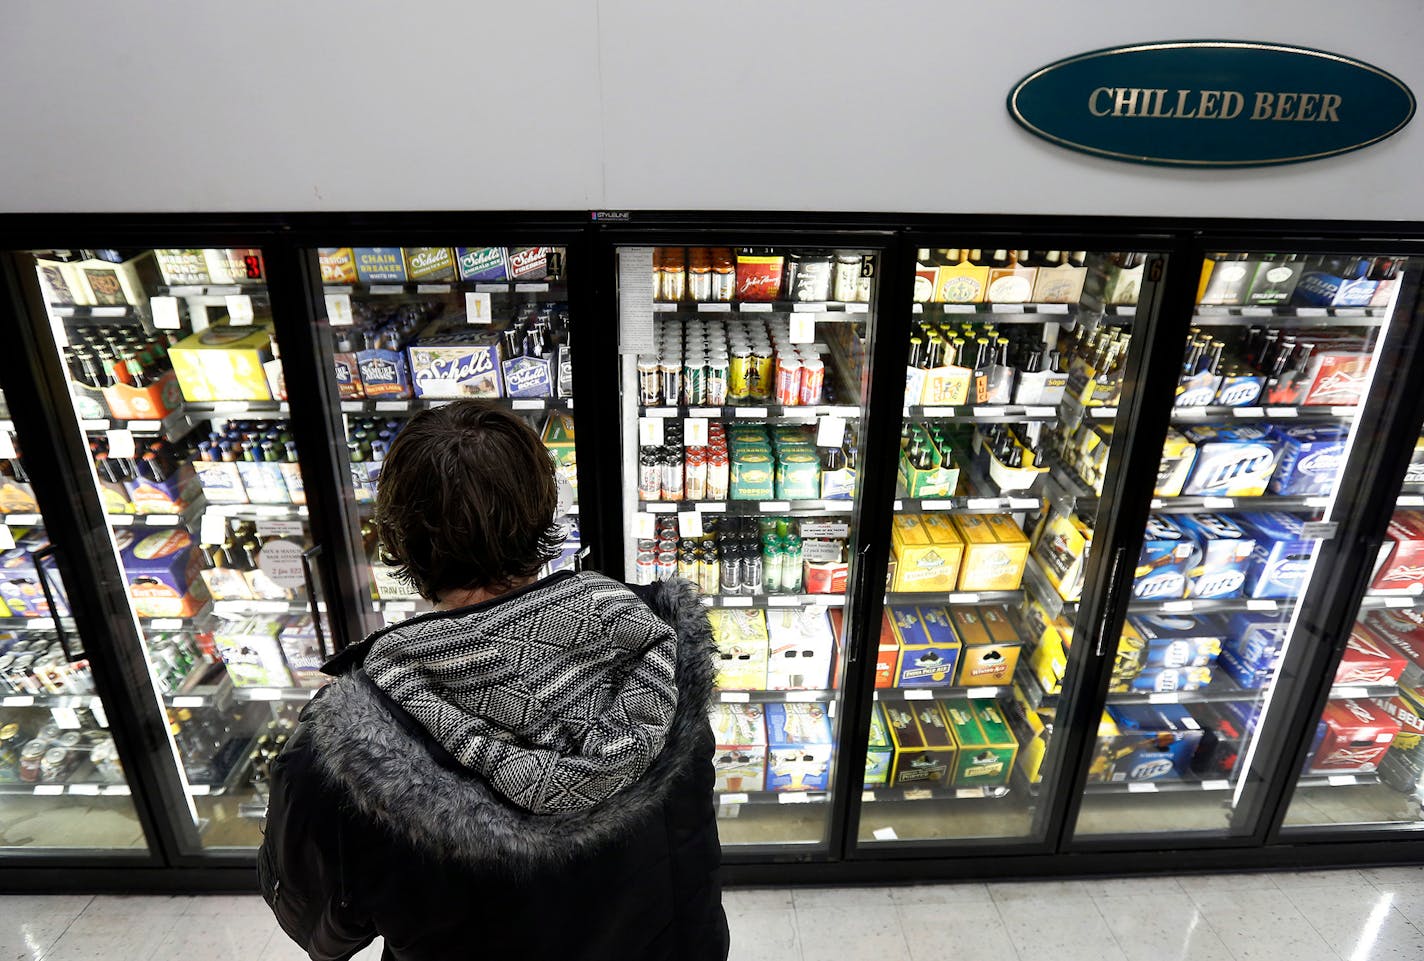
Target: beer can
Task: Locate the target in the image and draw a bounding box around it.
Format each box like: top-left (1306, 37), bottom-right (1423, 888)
top-left (659, 362), bottom-right (682, 409)
top-left (697, 548), bottom-right (720, 595)
top-left (706, 354), bottom-right (730, 406)
top-left (685, 448), bottom-right (707, 501)
top-left (655, 551), bottom-right (678, 581)
top-left (761, 544), bottom-right (784, 594)
top-left (749, 348), bottom-right (772, 401)
top-left (799, 359), bottom-right (825, 406)
top-left (90, 737), bottom-right (124, 783)
top-left (660, 453), bottom-right (684, 501)
top-left (834, 254), bottom-right (861, 302)
top-left (0, 722), bottom-right (21, 767)
top-left (634, 551), bottom-right (656, 585)
top-left (677, 548), bottom-right (699, 581)
top-left (720, 545), bottom-right (743, 594)
top-left (683, 359), bottom-right (706, 406)
top-left (743, 548), bottom-right (764, 595)
top-left (636, 539), bottom-right (657, 553)
top-left (18, 740), bottom-right (46, 782)
top-left (729, 347), bottom-right (754, 401)
top-left (637, 356), bottom-right (662, 406)
top-left (775, 355), bottom-right (803, 406)
top-left (40, 747), bottom-right (70, 783)
top-left (638, 451), bottom-right (662, 500)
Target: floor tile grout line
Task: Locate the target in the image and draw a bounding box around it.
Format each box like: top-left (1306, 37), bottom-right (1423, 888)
top-left (986, 893), bottom-right (1028, 961)
top-left (1085, 891), bottom-right (1134, 961)
top-left (33, 895), bottom-right (95, 961)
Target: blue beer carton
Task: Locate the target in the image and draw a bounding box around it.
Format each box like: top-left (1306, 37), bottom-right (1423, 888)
top-left (1094, 704), bottom-right (1204, 782)
top-left (352, 248), bottom-right (408, 284)
top-left (456, 247), bottom-right (509, 282)
top-left (1217, 644), bottom-right (1278, 689)
top-left (1236, 512), bottom-right (1317, 599)
top-left (1127, 613), bottom-right (1226, 668)
top-left (1225, 612), bottom-right (1289, 671)
top-left (1267, 424), bottom-right (1349, 496)
top-left (1181, 426), bottom-right (1280, 496)
top-left (1175, 513), bottom-right (1255, 598)
top-left (502, 355), bottom-right (554, 398)
top-left (1132, 514), bottom-right (1193, 600)
top-left (763, 703), bottom-right (834, 792)
top-left (408, 333), bottom-right (505, 399)
top-left (888, 605), bottom-right (962, 687)
top-left (1290, 263), bottom-right (1378, 308)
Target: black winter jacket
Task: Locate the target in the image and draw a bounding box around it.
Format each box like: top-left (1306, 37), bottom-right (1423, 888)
top-left (258, 574), bottom-right (728, 961)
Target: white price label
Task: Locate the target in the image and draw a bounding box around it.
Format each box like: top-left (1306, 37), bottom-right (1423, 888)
top-left (1149, 692), bottom-right (1179, 703)
top-left (689, 407), bottom-right (720, 418)
top-left (199, 511), bottom-right (227, 546)
top-left (720, 793), bottom-right (750, 805)
top-left (2, 695), bottom-right (34, 707)
top-left (817, 415), bottom-right (846, 448)
top-left (1247, 600), bottom-right (1278, 611)
top-left (370, 284), bottom-right (402, 295)
top-left (992, 303), bottom-right (1025, 314)
top-left (147, 514), bottom-right (178, 527)
top-left (1333, 687), bottom-right (1368, 699)
top-left (246, 688), bottom-right (282, 701)
top-left (735, 407), bottom-right (769, 418)
top-left (1151, 498), bottom-right (1164, 509)
top-left (187, 784), bottom-right (212, 796)
top-left (720, 691), bottom-right (750, 703)
top-left (1127, 782), bottom-right (1159, 793)
top-left (256, 520), bottom-right (305, 539)
top-left (0, 526), bottom-right (14, 550)
top-left (224, 295), bottom-right (255, 325)
top-left (948, 593), bottom-right (980, 604)
top-left (1202, 497), bottom-right (1234, 509)
top-left (51, 706), bottom-right (81, 730)
top-left (740, 302), bottom-right (773, 313)
top-left (1202, 779), bottom-right (1231, 791)
top-left (722, 597), bottom-right (752, 608)
top-left (150, 618), bottom-right (183, 631)
top-left (677, 511), bottom-right (703, 538)
top-left (633, 513), bottom-right (656, 539)
top-left (683, 417), bottom-right (709, 446)
top-left (515, 282), bottom-right (549, 293)
top-left (1301, 521), bottom-right (1338, 540)
top-left (1266, 407), bottom-right (1298, 418)
top-left (151, 296), bottom-right (181, 330)
top-left (1162, 600), bottom-right (1195, 612)
top-left (417, 284), bottom-right (451, 294)
top-left (33, 785), bottom-right (64, 796)
top-left (0, 431), bottom-right (13, 460)
top-left (698, 302), bottom-right (732, 313)
top-left (1327, 774), bottom-right (1358, 787)
top-left (902, 788), bottom-right (933, 800)
top-left (966, 498), bottom-right (999, 510)
top-left (695, 502), bottom-right (726, 513)
top-left (904, 689), bottom-right (934, 701)
top-left (171, 695), bottom-right (205, 708)
top-left (785, 690), bottom-right (823, 702)
top-left (105, 429), bottom-right (136, 459)
top-left (778, 793), bottom-right (811, 804)
top-left (767, 596), bottom-right (798, 607)
top-left (1232, 407), bottom-right (1265, 418)
top-left (511, 399), bottom-right (543, 410)
top-left (465, 291), bottom-right (493, 324)
top-left (790, 312), bottom-right (816, 343)
top-left (638, 417), bottom-right (664, 446)
top-left (760, 501), bottom-right (791, 512)
top-left (872, 827), bottom-right (899, 841)
top-left (646, 503), bottom-right (675, 513)
top-left (967, 687), bottom-right (998, 699)
top-left (324, 293), bottom-right (354, 326)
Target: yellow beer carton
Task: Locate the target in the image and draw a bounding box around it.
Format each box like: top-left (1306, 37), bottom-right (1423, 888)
top-left (953, 514), bottom-right (1029, 591)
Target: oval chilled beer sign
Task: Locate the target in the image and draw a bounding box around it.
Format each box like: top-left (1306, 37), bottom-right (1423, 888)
top-left (1008, 41), bottom-right (1414, 167)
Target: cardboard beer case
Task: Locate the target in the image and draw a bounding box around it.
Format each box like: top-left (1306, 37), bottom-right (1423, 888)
top-left (864, 703), bottom-right (893, 788)
top-left (887, 605), bottom-right (961, 687)
top-left (763, 703), bottom-right (833, 792)
top-left (1308, 698), bottom-right (1399, 773)
top-left (1370, 511), bottom-right (1424, 594)
top-left (1334, 623), bottom-right (1408, 687)
top-left (883, 698), bottom-right (956, 787)
top-left (709, 704), bottom-right (768, 794)
top-left (941, 698), bottom-right (1017, 787)
top-left (948, 604), bottom-right (1021, 686)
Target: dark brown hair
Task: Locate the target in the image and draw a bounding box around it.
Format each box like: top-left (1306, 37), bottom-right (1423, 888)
top-left (373, 400), bottom-right (561, 601)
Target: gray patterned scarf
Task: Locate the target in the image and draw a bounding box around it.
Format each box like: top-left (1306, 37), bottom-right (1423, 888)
top-left (364, 572), bottom-right (679, 814)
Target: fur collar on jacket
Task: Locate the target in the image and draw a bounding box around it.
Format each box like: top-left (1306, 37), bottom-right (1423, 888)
top-left (302, 575), bottom-right (715, 874)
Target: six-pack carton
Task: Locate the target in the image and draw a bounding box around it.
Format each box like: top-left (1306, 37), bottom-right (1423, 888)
top-left (883, 698), bottom-right (957, 787)
top-left (887, 605), bottom-right (961, 687)
top-left (764, 702), bottom-right (834, 792)
top-left (709, 704), bottom-right (768, 793)
top-left (948, 605), bottom-right (1022, 686)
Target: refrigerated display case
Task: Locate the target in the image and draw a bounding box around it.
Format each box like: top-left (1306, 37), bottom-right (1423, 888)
top-left (614, 242), bottom-right (879, 850)
top-left (0, 383), bottom-right (149, 851)
top-left (1068, 250), bottom-right (1415, 840)
top-left (852, 246), bottom-right (1167, 847)
top-left (307, 244), bottom-right (580, 636)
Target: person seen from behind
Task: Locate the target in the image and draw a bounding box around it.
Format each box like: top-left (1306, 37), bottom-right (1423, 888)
top-left (259, 399), bottom-right (728, 960)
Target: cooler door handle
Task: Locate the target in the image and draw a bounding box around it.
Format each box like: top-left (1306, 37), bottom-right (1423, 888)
top-left (31, 545), bottom-right (80, 661)
top-left (846, 545), bottom-right (872, 667)
top-left (300, 544), bottom-right (329, 661)
top-left (573, 545), bottom-right (592, 573)
top-left (1094, 545), bottom-right (1131, 658)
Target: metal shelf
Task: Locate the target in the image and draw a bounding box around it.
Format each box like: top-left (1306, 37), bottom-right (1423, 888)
top-left (700, 593), bottom-right (847, 609)
top-left (894, 492), bottom-right (1043, 513)
top-left (342, 396), bottom-right (572, 416)
top-left (912, 302), bottom-right (1073, 320)
top-left (638, 404), bottom-right (859, 420)
top-left (183, 400), bottom-right (289, 419)
top-left (1360, 592), bottom-right (1424, 612)
top-left (79, 408), bottom-right (196, 442)
top-left (0, 780), bottom-right (132, 797)
top-left (1126, 596), bottom-right (1295, 615)
top-left (1298, 772), bottom-right (1385, 789)
top-left (158, 284), bottom-right (268, 298)
top-left (641, 499), bottom-right (853, 517)
top-left (872, 685), bottom-right (1008, 702)
top-left (862, 783), bottom-right (1010, 802)
top-left (884, 589), bottom-right (1024, 607)
top-left (653, 300), bottom-right (868, 315)
top-left (1193, 305), bottom-right (1388, 326)
top-left (903, 404), bottom-right (1060, 423)
top-left (1170, 405), bottom-right (1358, 425)
top-left (715, 689), bottom-right (836, 704)
top-left (324, 280), bottom-right (566, 296)
top-left (714, 789), bottom-right (831, 807)
top-left (49, 304), bottom-right (139, 320)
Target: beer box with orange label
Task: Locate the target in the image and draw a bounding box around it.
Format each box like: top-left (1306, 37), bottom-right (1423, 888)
top-left (168, 326), bottom-right (275, 402)
top-left (887, 605), bottom-right (961, 687)
top-left (889, 514), bottom-right (963, 592)
top-left (318, 248), bottom-right (358, 285)
top-left (1370, 511), bottom-right (1424, 593)
top-left (883, 698), bottom-right (957, 788)
top-left (116, 526), bottom-right (209, 618)
top-left (949, 605), bottom-right (1022, 686)
top-left (1308, 698), bottom-right (1400, 774)
top-left (872, 610), bottom-right (899, 688)
top-left (953, 514), bottom-right (1029, 591)
top-left (709, 704), bottom-right (768, 794)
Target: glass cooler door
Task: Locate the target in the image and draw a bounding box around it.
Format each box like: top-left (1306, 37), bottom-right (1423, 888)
top-left (308, 244), bottom-right (578, 636)
top-left (853, 246), bottom-right (1161, 847)
top-left (1071, 250), bottom-right (1410, 840)
top-left (616, 244), bottom-right (875, 851)
top-left (0, 385), bottom-right (149, 852)
top-left (25, 246), bottom-right (330, 851)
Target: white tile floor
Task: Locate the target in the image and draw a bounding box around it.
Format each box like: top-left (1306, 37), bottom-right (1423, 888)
top-left (4, 868), bottom-right (1424, 961)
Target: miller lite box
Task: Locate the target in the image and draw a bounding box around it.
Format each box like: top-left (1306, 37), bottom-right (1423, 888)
top-left (1121, 613), bottom-right (1225, 671)
top-left (1213, 371), bottom-right (1267, 408)
top-left (764, 702), bottom-right (834, 792)
top-left (1175, 513), bottom-right (1255, 599)
top-left (407, 331), bottom-right (505, 399)
top-left (1155, 429), bottom-right (1196, 497)
top-left (1217, 644), bottom-right (1277, 689)
top-left (1090, 704), bottom-right (1203, 783)
top-left (1181, 426), bottom-right (1280, 496)
top-left (1267, 424), bottom-right (1348, 495)
top-left (1334, 623), bottom-right (1407, 687)
top-left (1308, 698), bottom-right (1399, 774)
top-left (1369, 511), bottom-right (1424, 594)
top-left (1132, 514), bottom-right (1193, 600)
top-left (1235, 512), bottom-right (1317, 599)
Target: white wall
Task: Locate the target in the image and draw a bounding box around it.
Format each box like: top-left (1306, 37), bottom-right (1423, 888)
top-left (2, 0), bottom-right (1422, 219)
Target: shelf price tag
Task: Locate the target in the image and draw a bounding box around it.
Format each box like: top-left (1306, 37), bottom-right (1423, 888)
top-left (105, 429), bottom-right (136, 459)
top-left (778, 793), bottom-right (811, 804)
top-left (225, 295), bottom-right (255, 326)
top-left (0, 431), bottom-right (13, 460)
top-left (51, 706), bottom-right (81, 730)
top-left (633, 512), bottom-right (656, 540)
top-left (199, 510), bottom-right (227, 546)
top-left (677, 511), bottom-right (703, 538)
top-left (324, 293), bottom-right (354, 327)
top-left (1202, 779), bottom-right (1231, 791)
top-left (151, 296), bottom-right (181, 331)
top-left (683, 417), bottom-right (709, 446)
top-left (789, 312), bottom-right (816, 344)
top-left (904, 689), bottom-right (934, 701)
top-left (720, 691), bottom-right (750, 703)
top-left (637, 417), bottom-right (664, 446)
top-left (872, 827), bottom-right (899, 841)
top-left (1301, 521), bottom-right (1338, 541)
top-left (1126, 782), bottom-right (1159, 793)
top-left (465, 291), bottom-right (492, 324)
top-left (720, 793), bottom-right (750, 805)
top-left (0, 526), bottom-right (14, 551)
top-left (816, 415), bottom-right (846, 448)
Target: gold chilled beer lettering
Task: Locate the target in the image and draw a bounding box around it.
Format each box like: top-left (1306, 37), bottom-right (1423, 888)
top-left (1089, 87), bottom-right (1341, 121)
